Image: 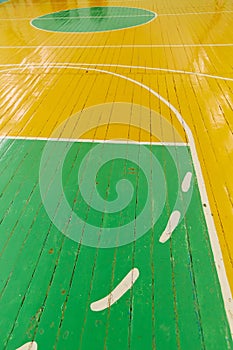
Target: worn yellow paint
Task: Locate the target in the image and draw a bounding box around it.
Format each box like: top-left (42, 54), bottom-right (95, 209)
top-left (0, 0), bottom-right (233, 297)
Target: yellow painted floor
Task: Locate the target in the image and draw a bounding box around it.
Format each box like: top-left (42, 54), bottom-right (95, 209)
top-left (0, 0), bottom-right (233, 349)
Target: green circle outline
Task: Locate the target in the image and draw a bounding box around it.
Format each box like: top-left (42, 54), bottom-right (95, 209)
top-left (31, 6), bottom-right (157, 33)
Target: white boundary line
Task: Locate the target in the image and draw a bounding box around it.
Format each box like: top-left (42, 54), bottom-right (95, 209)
top-left (57, 62), bottom-right (233, 82)
top-left (0, 63), bottom-right (232, 83)
top-left (1, 15), bottom-right (155, 20)
top-left (1, 63), bottom-right (233, 337)
top-left (1, 9), bottom-right (233, 17)
top-left (0, 43), bottom-right (233, 48)
top-left (1, 0), bottom-right (140, 3)
top-left (159, 10), bottom-right (233, 16)
top-left (0, 136), bottom-right (187, 146)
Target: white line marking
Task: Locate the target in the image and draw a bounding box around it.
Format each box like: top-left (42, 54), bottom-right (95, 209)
top-left (16, 342), bottom-right (37, 350)
top-left (0, 136), bottom-right (187, 146)
top-left (159, 10), bottom-right (233, 16)
top-left (182, 172), bottom-right (193, 192)
top-left (75, 63), bottom-right (233, 82)
top-left (1, 9), bottom-right (233, 20)
top-left (1, 15), bottom-right (154, 20)
top-left (0, 44), bottom-right (233, 49)
top-left (0, 0), bottom-right (144, 3)
top-left (90, 268), bottom-right (139, 311)
top-left (1, 63), bottom-right (232, 337)
top-left (0, 63), bottom-right (232, 83)
top-left (159, 210), bottom-right (181, 243)
top-left (69, 63), bottom-right (233, 82)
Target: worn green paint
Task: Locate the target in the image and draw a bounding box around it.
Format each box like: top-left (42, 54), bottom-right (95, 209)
top-left (0, 139), bottom-right (232, 350)
top-left (31, 7), bottom-right (156, 33)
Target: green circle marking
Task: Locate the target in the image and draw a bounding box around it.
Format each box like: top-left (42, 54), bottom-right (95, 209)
top-left (31, 7), bottom-right (156, 33)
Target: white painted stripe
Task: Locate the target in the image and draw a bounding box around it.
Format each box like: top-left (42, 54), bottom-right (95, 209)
top-left (159, 10), bottom-right (233, 16)
top-left (90, 268), bottom-right (139, 311)
top-left (73, 63), bottom-right (233, 82)
top-left (159, 210), bottom-right (181, 243)
top-left (1, 64), bottom-right (232, 337)
top-left (0, 44), bottom-right (233, 49)
top-left (0, 136), bottom-right (187, 146)
top-left (0, 63), bottom-right (232, 83)
top-left (1, 14), bottom-right (154, 20)
top-left (0, 0), bottom-right (146, 3)
top-left (1, 10), bottom-right (233, 19)
top-left (69, 62), bottom-right (233, 82)
top-left (16, 342), bottom-right (37, 350)
top-left (181, 172), bottom-right (193, 192)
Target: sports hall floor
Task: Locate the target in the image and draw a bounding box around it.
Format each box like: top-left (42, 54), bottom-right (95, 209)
top-left (0, 0), bottom-right (233, 349)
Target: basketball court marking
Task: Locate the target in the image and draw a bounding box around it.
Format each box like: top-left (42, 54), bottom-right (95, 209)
top-left (30, 6), bottom-right (157, 33)
top-left (1, 63), bottom-right (232, 337)
top-left (0, 63), bottom-right (233, 82)
top-left (1, 138), bottom-right (231, 349)
top-left (0, 136), bottom-right (188, 147)
top-left (1, 43), bottom-right (233, 48)
top-left (159, 10), bottom-right (233, 15)
top-left (1, 1), bottom-right (233, 347)
top-left (2, 9), bottom-right (233, 21)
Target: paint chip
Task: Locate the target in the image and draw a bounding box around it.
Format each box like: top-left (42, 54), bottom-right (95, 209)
top-left (159, 210), bottom-right (181, 243)
top-left (90, 268), bottom-right (139, 312)
top-left (16, 341), bottom-right (38, 350)
top-left (181, 171), bottom-right (192, 192)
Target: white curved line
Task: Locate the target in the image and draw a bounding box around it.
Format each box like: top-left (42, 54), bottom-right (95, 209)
top-left (182, 172), bottom-right (193, 192)
top-left (90, 268), bottom-right (139, 311)
top-left (0, 62), bottom-right (232, 82)
top-left (1, 63), bottom-right (232, 337)
top-left (159, 210), bottom-right (181, 243)
top-left (2, 15), bottom-right (155, 20)
top-left (72, 62), bottom-right (233, 82)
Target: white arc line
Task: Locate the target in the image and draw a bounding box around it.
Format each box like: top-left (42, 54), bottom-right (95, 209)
top-left (0, 63), bottom-right (233, 82)
top-left (182, 172), bottom-right (193, 192)
top-left (159, 210), bottom-right (181, 243)
top-left (90, 268), bottom-right (139, 312)
top-left (0, 63), bottom-right (232, 337)
top-left (2, 15), bottom-right (154, 20)
top-left (16, 342), bottom-right (38, 350)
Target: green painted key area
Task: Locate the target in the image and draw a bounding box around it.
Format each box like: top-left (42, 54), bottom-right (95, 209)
top-left (0, 139), bottom-right (232, 350)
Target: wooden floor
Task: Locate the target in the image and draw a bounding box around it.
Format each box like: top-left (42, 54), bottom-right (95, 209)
top-left (0, 0), bottom-right (233, 349)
